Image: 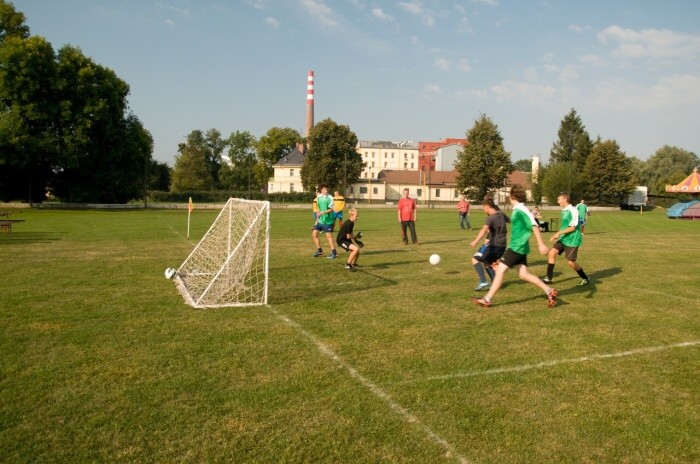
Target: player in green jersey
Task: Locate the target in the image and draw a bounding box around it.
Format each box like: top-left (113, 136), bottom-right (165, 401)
top-left (577, 198), bottom-right (589, 234)
top-left (312, 184), bottom-right (338, 259)
top-left (544, 193), bottom-right (590, 286)
top-left (472, 185), bottom-right (558, 308)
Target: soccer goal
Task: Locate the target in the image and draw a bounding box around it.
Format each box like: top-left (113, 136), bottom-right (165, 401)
top-left (174, 198), bottom-right (270, 308)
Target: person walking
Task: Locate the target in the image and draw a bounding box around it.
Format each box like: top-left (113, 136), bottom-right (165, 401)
top-left (457, 194), bottom-right (472, 230)
top-left (397, 188), bottom-right (419, 245)
top-left (543, 193), bottom-right (590, 286)
top-left (471, 185), bottom-right (557, 308)
top-left (469, 197), bottom-right (509, 290)
top-left (311, 184), bottom-right (338, 259)
top-left (577, 198), bottom-right (589, 234)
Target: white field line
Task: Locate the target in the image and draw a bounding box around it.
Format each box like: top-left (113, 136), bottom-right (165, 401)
top-left (396, 341), bottom-right (700, 385)
top-left (630, 287), bottom-right (698, 303)
top-left (268, 306), bottom-right (470, 464)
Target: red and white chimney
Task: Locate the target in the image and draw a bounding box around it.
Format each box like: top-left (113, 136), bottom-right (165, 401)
top-left (305, 70), bottom-right (314, 138)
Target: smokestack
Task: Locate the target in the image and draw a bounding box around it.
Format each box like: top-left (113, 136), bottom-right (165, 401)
top-left (306, 70), bottom-right (314, 139)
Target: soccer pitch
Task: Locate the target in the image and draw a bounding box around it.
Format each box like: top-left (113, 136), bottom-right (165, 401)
top-left (1, 206), bottom-right (698, 463)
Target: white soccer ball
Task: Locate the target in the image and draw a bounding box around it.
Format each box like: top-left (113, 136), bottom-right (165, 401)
top-left (164, 267), bottom-right (176, 279)
top-left (429, 254), bottom-right (441, 265)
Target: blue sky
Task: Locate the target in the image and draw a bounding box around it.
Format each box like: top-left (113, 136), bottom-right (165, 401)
top-left (13, 0), bottom-right (700, 164)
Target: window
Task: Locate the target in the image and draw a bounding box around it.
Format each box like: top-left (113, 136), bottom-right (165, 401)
top-left (404, 163), bottom-right (408, 169)
top-left (411, 154), bottom-right (415, 159)
top-left (372, 152), bottom-right (375, 158)
top-left (350, 186), bottom-right (354, 193)
top-left (454, 190), bottom-right (459, 198)
top-left (290, 184), bottom-right (295, 193)
top-left (435, 188), bottom-right (441, 198)
top-left (289, 169), bottom-right (294, 177)
top-left (371, 162), bottom-right (375, 167)
top-left (373, 187), bottom-right (378, 194)
top-left (364, 151), bottom-right (368, 156)
top-left (384, 162), bottom-right (387, 168)
top-left (391, 153), bottom-right (395, 158)
top-left (360, 186), bottom-right (368, 194)
top-left (417, 188), bottom-right (422, 197)
top-left (410, 163), bottom-right (414, 169)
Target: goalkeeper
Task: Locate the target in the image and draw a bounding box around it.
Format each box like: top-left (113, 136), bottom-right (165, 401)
top-left (336, 208), bottom-right (362, 272)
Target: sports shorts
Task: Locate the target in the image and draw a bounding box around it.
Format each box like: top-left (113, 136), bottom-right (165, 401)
top-left (500, 249), bottom-right (528, 268)
top-left (553, 241), bottom-right (579, 261)
top-left (475, 245), bottom-right (506, 265)
top-left (313, 223), bottom-right (333, 233)
top-left (338, 240), bottom-right (354, 251)
top-left (332, 211), bottom-right (343, 220)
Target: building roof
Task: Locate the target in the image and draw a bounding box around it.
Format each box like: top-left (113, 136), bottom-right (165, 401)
top-left (665, 167), bottom-right (700, 193)
top-left (273, 146), bottom-right (305, 166)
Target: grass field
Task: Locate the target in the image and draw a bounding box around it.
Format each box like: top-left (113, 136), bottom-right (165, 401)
top-left (1, 206), bottom-right (698, 463)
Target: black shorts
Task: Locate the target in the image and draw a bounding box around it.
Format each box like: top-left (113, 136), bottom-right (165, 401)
top-left (338, 240), bottom-right (354, 251)
top-left (500, 249), bottom-right (528, 268)
top-left (553, 241), bottom-right (578, 261)
top-left (476, 246), bottom-right (506, 265)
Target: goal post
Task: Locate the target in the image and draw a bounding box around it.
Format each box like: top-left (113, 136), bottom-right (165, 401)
top-left (173, 198), bottom-right (270, 308)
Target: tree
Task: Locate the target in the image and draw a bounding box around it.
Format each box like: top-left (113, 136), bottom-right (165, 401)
top-left (300, 118), bottom-right (361, 193)
top-left (512, 159), bottom-right (532, 172)
top-left (583, 139), bottom-right (636, 205)
top-left (171, 130), bottom-right (215, 191)
top-left (148, 160), bottom-right (171, 191)
top-left (0, 0), bottom-right (29, 41)
top-left (540, 162), bottom-right (585, 205)
top-left (256, 127), bottom-right (302, 190)
top-left (550, 108), bottom-right (593, 170)
top-left (639, 145), bottom-right (699, 195)
top-left (220, 130), bottom-right (257, 192)
top-left (455, 114), bottom-right (512, 200)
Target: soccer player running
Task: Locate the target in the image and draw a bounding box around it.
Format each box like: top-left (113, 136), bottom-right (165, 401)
top-left (312, 184), bottom-right (338, 259)
top-left (336, 208), bottom-right (360, 271)
top-left (577, 198), bottom-right (589, 234)
top-left (472, 185), bottom-right (558, 308)
top-left (469, 197), bottom-right (510, 290)
top-left (543, 193), bottom-right (590, 286)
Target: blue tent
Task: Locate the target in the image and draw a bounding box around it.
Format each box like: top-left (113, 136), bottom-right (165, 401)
top-left (667, 200), bottom-right (700, 218)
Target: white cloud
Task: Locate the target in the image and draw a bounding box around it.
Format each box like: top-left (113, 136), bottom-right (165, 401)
top-left (424, 83), bottom-right (442, 94)
top-left (568, 24), bottom-right (590, 33)
top-left (598, 26), bottom-right (700, 59)
top-left (398, 1), bottom-right (423, 15)
top-left (472, 0), bottom-right (499, 5)
top-left (245, 0), bottom-right (266, 10)
top-left (579, 54), bottom-right (604, 66)
top-left (166, 5), bottom-right (191, 17)
top-left (489, 80), bottom-right (558, 106)
top-left (299, 0), bottom-right (338, 28)
top-left (454, 4), bottom-right (466, 14)
top-left (589, 74), bottom-right (700, 112)
top-left (434, 58), bottom-right (452, 71)
top-left (165, 19), bottom-right (176, 26)
top-left (265, 16), bottom-right (280, 28)
top-left (456, 58), bottom-right (472, 72)
top-left (371, 8), bottom-right (393, 21)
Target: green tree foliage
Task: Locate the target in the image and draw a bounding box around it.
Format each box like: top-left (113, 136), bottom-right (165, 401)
top-left (256, 127), bottom-right (302, 188)
top-left (638, 145), bottom-right (699, 195)
top-left (583, 139), bottom-right (636, 205)
top-left (204, 128), bottom-right (225, 187)
top-left (301, 118), bottom-right (361, 193)
top-left (171, 131), bottom-right (215, 191)
top-left (455, 114), bottom-right (512, 200)
top-left (550, 108), bottom-right (593, 170)
top-left (147, 160), bottom-right (171, 191)
top-left (220, 130), bottom-right (257, 192)
top-left (540, 162), bottom-right (585, 205)
top-left (0, 0), bottom-right (29, 41)
top-left (512, 159), bottom-right (532, 172)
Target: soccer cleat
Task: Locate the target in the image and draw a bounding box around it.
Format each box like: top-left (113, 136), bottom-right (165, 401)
top-left (542, 277), bottom-right (552, 284)
top-left (474, 282), bottom-right (490, 291)
top-left (313, 249), bottom-right (323, 257)
top-left (578, 279), bottom-right (590, 286)
top-left (345, 263), bottom-right (354, 272)
top-left (547, 288), bottom-right (558, 308)
top-left (327, 251), bottom-right (338, 259)
top-left (471, 296), bottom-right (492, 308)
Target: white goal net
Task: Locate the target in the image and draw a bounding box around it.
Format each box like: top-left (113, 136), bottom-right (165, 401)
top-left (174, 198), bottom-right (270, 308)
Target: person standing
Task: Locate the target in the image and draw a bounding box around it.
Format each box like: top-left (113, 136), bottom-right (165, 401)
top-left (457, 194), bottom-right (472, 230)
top-left (336, 208), bottom-right (361, 271)
top-left (471, 184), bottom-right (557, 308)
top-left (577, 198), bottom-right (589, 234)
top-left (543, 193), bottom-right (590, 286)
top-left (332, 190), bottom-right (346, 232)
top-left (397, 188), bottom-right (419, 245)
top-left (312, 184), bottom-right (338, 259)
top-left (469, 197), bottom-right (509, 290)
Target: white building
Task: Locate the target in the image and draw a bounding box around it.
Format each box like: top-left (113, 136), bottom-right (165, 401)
top-left (267, 145), bottom-right (305, 194)
top-left (356, 141), bottom-right (419, 180)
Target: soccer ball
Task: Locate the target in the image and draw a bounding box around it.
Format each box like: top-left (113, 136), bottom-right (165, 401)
top-left (429, 254), bottom-right (441, 265)
top-left (164, 267), bottom-right (177, 279)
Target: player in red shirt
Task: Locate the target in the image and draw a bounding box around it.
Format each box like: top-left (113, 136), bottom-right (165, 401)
top-left (397, 188), bottom-right (419, 245)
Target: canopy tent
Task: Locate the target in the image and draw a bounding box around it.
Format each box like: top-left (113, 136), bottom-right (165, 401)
top-left (665, 167), bottom-right (700, 194)
top-left (667, 200), bottom-right (700, 219)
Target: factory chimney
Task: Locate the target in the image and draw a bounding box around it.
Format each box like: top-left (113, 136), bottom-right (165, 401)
top-left (305, 70), bottom-right (314, 139)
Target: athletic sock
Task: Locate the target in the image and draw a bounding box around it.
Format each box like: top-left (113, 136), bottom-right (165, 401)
top-left (547, 263), bottom-right (554, 279)
top-left (474, 263), bottom-right (487, 283)
top-left (485, 266), bottom-right (495, 282)
top-left (577, 268), bottom-right (589, 280)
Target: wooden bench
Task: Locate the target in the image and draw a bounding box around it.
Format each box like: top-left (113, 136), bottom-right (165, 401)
top-left (0, 219), bottom-right (25, 233)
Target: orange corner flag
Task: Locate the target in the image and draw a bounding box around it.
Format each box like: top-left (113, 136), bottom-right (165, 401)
top-left (188, 197), bottom-right (194, 213)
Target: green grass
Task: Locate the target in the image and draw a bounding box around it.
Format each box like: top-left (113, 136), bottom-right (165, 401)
top-left (1, 206), bottom-right (698, 463)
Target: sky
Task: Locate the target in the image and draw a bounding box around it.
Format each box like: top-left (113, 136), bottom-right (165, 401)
top-left (13, 0), bottom-right (700, 165)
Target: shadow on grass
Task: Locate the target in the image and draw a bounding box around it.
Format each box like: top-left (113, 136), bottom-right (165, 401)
top-left (361, 249), bottom-right (408, 256)
top-left (369, 259), bottom-right (426, 270)
top-left (0, 232), bottom-right (61, 244)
